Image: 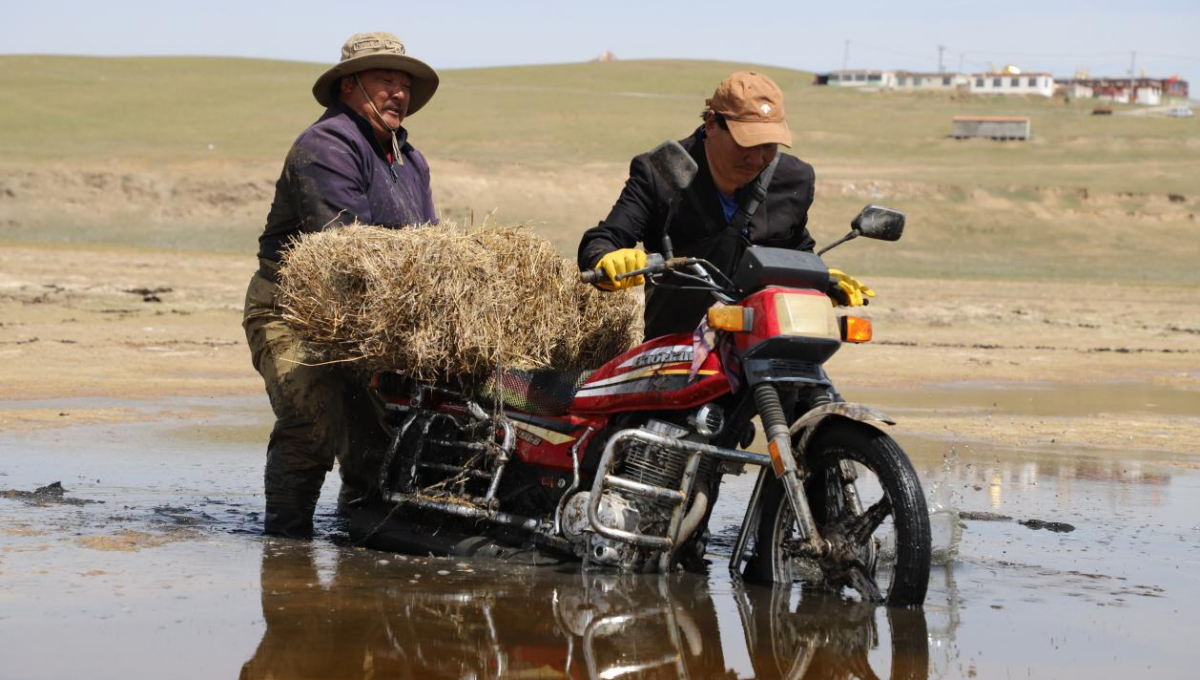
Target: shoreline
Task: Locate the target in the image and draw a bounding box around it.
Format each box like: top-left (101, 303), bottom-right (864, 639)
top-left (3, 243), bottom-right (1197, 457)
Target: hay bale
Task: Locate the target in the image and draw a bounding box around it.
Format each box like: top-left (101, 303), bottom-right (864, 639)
top-left (276, 223), bottom-right (641, 381)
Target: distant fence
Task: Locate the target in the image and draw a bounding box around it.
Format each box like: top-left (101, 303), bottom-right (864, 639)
top-left (951, 116), bottom-right (1031, 141)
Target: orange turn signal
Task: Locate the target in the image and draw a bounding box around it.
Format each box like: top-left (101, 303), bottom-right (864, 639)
top-left (707, 305), bottom-right (754, 332)
top-left (840, 316), bottom-right (873, 343)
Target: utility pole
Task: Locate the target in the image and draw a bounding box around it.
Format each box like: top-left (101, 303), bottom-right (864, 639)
top-left (1128, 51), bottom-right (1136, 78)
top-left (958, 52), bottom-right (965, 73)
top-left (938, 44), bottom-right (946, 73)
top-left (843, 40), bottom-right (850, 71)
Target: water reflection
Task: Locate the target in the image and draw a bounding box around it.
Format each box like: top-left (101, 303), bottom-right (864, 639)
top-left (239, 542), bottom-right (933, 680)
top-left (915, 441), bottom-right (1174, 516)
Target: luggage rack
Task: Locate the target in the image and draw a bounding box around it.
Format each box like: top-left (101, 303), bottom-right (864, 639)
top-left (378, 394), bottom-right (559, 537)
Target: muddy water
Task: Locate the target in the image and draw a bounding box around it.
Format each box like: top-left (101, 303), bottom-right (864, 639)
top-left (855, 381), bottom-right (1200, 418)
top-left (2, 387), bottom-right (1199, 679)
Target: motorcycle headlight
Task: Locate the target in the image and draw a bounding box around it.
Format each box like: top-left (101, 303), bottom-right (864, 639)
top-left (774, 293), bottom-right (840, 340)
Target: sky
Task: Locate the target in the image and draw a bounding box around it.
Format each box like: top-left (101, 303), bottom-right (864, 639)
top-left (5, 0), bottom-right (1199, 88)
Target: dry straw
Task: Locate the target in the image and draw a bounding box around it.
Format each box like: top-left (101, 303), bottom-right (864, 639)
top-left (277, 222), bottom-right (641, 381)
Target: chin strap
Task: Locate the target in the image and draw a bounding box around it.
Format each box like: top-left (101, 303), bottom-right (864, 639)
top-left (354, 73), bottom-right (404, 167)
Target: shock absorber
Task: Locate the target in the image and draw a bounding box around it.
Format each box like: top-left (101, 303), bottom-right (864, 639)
top-left (753, 383), bottom-right (792, 478)
top-left (754, 383), bottom-right (822, 548)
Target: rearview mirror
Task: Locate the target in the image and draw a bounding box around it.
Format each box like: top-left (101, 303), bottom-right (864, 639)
top-left (647, 140), bottom-right (699, 259)
top-left (647, 140), bottom-right (698, 192)
top-left (817, 205), bottom-right (906, 256)
top-left (852, 205), bottom-right (905, 241)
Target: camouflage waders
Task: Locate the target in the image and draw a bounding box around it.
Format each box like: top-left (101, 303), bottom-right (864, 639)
top-left (243, 260), bottom-right (387, 538)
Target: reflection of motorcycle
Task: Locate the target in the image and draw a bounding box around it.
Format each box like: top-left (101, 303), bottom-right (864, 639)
top-left (561, 575), bottom-right (930, 680)
top-left (238, 543), bottom-right (930, 680)
top-left (353, 141), bottom-right (931, 605)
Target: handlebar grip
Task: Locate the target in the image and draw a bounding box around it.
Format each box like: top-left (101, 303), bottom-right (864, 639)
top-left (580, 253), bottom-right (668, 285)
top-left (827, 275), bottom-right (850, 306)
top-left (580, 268), bottom-right (605, 285)
top-left (827, 275), bottom-right (871, 306)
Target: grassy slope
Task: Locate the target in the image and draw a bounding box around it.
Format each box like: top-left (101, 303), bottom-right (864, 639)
top-left (1, 55), bottom-right (1198, 282)
top-left (3, 55), bottom-right (1195, 188)
top-left (0, 56), bottom-right (320, 162)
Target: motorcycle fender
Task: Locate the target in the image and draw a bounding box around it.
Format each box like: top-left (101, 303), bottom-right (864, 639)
top-left (788, 402), bottom-right (895, 453)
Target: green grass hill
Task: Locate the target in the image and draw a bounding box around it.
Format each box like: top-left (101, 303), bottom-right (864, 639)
top-left (1, 55), bottom-right (1197, 283)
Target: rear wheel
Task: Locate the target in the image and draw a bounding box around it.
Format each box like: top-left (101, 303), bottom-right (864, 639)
top-left (745, 420), bottom-right (931, 606)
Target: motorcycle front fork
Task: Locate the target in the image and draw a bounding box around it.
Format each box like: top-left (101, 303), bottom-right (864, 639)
top-left (729, 383), bottom-right (834, 574)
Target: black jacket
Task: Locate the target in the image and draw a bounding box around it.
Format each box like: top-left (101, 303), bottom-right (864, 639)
top-left (578, 127), bottom-right (816, 339)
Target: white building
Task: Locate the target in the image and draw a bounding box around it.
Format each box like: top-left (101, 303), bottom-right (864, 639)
top-left (828, 70), bottom-right (897, 88)
top-left (1073, 77), bottom-right (1190, 105)
top-left (1056, 80), bottom-right (1094, 99)
top-left (893, 72), bottom-right (971, 91)
top-left (969, 73), bottom-right (1055, 97)
top-left (1135, 84), bottom-right (1162, 106)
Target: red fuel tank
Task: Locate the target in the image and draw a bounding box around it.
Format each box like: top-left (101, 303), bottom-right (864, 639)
top-left (570, 333), bottom-right (730, 414)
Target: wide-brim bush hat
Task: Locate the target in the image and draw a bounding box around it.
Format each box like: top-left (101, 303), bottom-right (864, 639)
top-left (312, 32), bottom-right (439, 114)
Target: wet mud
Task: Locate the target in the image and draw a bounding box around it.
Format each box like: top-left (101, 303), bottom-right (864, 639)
top-left (2, 385), bottom-right (1199, 679)
top-left (0, 480), bottom-right (100, 506)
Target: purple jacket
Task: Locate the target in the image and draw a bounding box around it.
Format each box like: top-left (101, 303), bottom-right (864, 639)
top-left (257, 103), bottom-right (437, 263)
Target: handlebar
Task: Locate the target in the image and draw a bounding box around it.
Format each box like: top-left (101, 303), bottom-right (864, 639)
top-left (579, 268), bottom-right (606, 285)
top-left (580, 253), bottom-right (671, 285)
top-left (826, 274), bottom-right (870, 307)
top-left (581, 250), bottom-right (871, 308)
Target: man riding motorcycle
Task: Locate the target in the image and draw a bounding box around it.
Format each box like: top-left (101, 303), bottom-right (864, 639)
top-left (577, 71), bottom-right (873, 334)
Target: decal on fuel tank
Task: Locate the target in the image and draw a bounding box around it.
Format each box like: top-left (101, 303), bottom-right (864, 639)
top-left (576, 361), bottom-right (717, 398)
top-left (618, 345), bottom-right (693, 369)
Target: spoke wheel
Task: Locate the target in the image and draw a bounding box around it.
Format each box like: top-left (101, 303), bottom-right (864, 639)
top-left (745, 421), bottom-right (931, 607)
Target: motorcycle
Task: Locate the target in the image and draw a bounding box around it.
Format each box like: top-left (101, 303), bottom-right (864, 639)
top-left (352, 141), bottom-right (932, 607)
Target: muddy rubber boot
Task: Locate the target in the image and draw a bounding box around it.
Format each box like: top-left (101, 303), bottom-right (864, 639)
top-left (263, 503), bottom-right (316, 539)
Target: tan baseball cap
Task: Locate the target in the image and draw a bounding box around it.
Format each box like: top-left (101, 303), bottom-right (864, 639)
top-left (706, 72), bottom-right (792, 148)
top-left (312, 32), bottom-right (440, 115)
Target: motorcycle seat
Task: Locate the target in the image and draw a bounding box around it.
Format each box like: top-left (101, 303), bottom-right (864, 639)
top-left (479, 368), bottom-right (593, 416)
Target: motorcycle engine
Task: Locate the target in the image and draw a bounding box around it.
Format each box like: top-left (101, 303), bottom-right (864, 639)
top-left (561, 491), bottom-right (642, 569)
top-left (618, 419), bottom-right (694, 502)
top-left (562, 416), bottom-right (717, 569)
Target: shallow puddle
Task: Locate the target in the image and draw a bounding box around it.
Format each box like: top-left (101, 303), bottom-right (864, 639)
top-left (852, 381), bottom-right (1200, 418)
top-left (1, 386), bottom-right (1198, 679)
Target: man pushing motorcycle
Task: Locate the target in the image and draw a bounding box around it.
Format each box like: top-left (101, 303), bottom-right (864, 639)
top-left (243, 32), bottom-right (440, 538)
top-left (578, 71), bottom-right (873, 332)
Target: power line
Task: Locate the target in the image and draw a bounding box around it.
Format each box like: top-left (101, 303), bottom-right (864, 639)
top-left (1139, 51), bottom-right (1200, 63)
top-left (829, 38), bottom-right (1198, 63)
top-left (829, 41), bottom-right (1197, 80)
top-left (945, 47), bottom-right (1129, 58)
top-left (849, 40), bottom-right (937, 62)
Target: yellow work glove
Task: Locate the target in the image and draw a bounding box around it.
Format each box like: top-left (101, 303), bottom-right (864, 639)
top-left (595, 248), bottom-right (648, 291)
top-left (828, 268), bottom-right (875, 307)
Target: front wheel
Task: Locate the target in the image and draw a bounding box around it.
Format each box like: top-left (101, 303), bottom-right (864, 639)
top-left (745, 420), bottom-right (931, 607)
